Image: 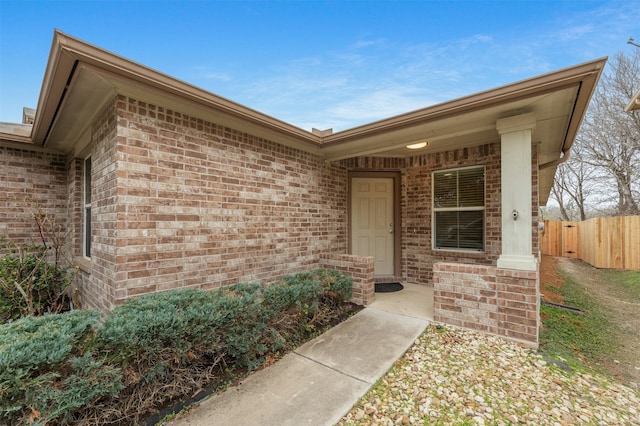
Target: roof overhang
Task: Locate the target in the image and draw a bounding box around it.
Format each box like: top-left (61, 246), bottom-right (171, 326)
top-left (626, 88), bottom-right (640, 112)
top-left (319, 58), bottom-right (605, 204)
top-left (0, 31), bottom-right (606, 205)
top-left (17, 30), bottom-right (322, 156)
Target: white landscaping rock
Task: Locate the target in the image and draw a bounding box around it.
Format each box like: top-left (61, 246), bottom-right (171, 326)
top-left (338, 325), bottom-right (640, 425)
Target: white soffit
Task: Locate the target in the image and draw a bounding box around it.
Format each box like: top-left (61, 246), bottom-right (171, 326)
top-left (320, 86), bottom-right (579, 162)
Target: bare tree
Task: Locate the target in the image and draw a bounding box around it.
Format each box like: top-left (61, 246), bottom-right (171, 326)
top-left (551, 143), bottom-right (599, 221)
top-left (576, 50), bottom-right (640, 216)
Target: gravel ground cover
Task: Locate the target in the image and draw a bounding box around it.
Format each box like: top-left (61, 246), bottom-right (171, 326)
top-left (337, 324), bottom-right (640, 425)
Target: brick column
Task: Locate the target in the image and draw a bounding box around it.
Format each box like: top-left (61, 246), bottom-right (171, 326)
top-left (319, 253), bottom-right (375, 306)
top-left (433, 262), bottom-right (539, 347)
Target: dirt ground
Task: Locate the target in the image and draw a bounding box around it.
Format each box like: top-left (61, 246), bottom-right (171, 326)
top-left (540, 255), bottom-right (640, 390)
top-left (539, 256), bottom-right (565, 304)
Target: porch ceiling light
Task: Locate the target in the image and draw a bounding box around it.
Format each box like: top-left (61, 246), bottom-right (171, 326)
top-left (406, 141), bottom-right (428, 149)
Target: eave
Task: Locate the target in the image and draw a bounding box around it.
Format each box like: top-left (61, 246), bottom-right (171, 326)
top-left (318, 58), bottom-right (605, 204)
top-left (30, 30), bottom-right (321, 154)
top-left (626, 88), bottom-right (640, 112)
top-left (3, 31), bottom-right (606, 206)
top-left (321, 58), bottom-right (605, 160)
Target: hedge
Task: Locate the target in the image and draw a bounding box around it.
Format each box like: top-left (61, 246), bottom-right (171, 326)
top-left (0, 311), bottom-right (122, 425)
top-left (0, 245), bottom-right (74, 322)
top-left (0, 269), bottom-right (353, 425)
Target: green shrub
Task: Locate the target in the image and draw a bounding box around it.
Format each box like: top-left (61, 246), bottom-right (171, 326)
top-left (96, 270), bottom-right (352, 376)
top-left (1, 269), bottom-right (353, 424)
top-left (97, 283), bottom-right (275, 375)
top-left (212, 283), bottom-right (271, 369)
top-left (289, 268), bottom-right (353, 305)
top-left (104, 292), bottom-right (230, 393)
top-left (96, 289), bottom-right (221, 368)
top-left (0, 311), bottom-right (122, 425)
top-left (0, 244), bottom-right (74, 322)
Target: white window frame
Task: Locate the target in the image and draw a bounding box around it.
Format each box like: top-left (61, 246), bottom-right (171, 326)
top-left (432, 165), bottom-right (485, 252)
top-left (83, 156), bottom-right (91, 258)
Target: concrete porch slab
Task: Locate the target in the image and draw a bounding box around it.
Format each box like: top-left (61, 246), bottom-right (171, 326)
top-left (369, 282), bottom-right (434, 321)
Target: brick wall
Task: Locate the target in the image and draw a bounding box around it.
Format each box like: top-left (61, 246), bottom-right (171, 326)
top-left (320, 253), bottom-right (375, 305)
top-left (342, 143), bottom-right (504, 284)
top-left (0, 145), bottom-right (67, 254)
top-left (433, 262), bottom-right (539, 347)
top-left (76, 99), bottom-right (120, 312)
top-left (65, 157), bottom-right (83, 258)
top-left (407, 145), bottom-right (503, 283)
top-left (105, 96), bottom-right (347, 306)
top-left (2, 98), bottom-right (541, 320)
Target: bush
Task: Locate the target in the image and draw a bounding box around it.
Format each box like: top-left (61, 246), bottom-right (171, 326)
top-left (97, 269), bottom-right (352, 374)
top-left (0, 311), bottom-right (122, 425)
top-left (1, 269), bottom-right (354, 425)
top-left (0, 244), bottom-right (74, 323)
top-left (263, 269), bottom-right (353, 342)
top-left (97, 289), bottom-right (220, 367)
top-left (90, 269), bottom-right (353, 423)
top-left (0, 201), bottom-right (77, 323)
top-left (283, 268), bottom-right (353, 305)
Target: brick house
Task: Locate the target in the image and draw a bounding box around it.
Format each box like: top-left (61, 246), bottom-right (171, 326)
top-left (0, 31), bottom-right (605, 346)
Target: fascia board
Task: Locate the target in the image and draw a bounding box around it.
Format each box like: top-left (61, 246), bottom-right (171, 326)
top-left (625, 88), bottom-right (640, 112)
top-left (30, 30), bottom-right (606, 163)
top-left (30, 31), bottom-right (321, 149)
top-left (0, 135), bottom-right (63, 153)
top-left (31, 33), bottom-right (78, 145)
top-left (321, 57), bottom-right (607, 148)
top-left (556, 61), bottom-right (605, 156)
top-left (0, 133), bottom-right (33, 145)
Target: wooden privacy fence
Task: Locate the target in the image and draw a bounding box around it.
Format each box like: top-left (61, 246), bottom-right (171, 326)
top-left (541, 216), bottom-right (640, 270)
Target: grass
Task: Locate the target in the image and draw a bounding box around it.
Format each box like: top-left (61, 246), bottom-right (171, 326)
top-left (543, 285), bottom-right (562, 295)
top-left (600, 269), bottom-right (640, 299)
top-left (538, 270), bottom-right (615, 375)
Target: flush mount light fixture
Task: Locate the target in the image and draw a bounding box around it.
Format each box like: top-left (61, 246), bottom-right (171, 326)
top-left (406, 141), bottom-right (427, 149)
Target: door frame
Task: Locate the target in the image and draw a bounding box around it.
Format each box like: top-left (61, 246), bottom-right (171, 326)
top-left (348, 171), bottom-right (402, 277)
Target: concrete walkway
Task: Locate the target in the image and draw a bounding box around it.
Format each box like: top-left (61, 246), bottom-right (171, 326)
top-left (170, 304), bottom-right (430, 426)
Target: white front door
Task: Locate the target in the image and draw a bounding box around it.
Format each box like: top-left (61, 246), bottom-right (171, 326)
top-left (351, 177), bottom-right (395, 275)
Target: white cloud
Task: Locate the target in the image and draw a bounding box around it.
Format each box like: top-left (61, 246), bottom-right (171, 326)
top-left (554, 24), bottom-right (594, 42)
top-left (458, 34), bottom-right (494, 49)
top-left (198, 1), bottom-right (640, 132)
top-left (350, 37), bottom-right (387, 50)
top-left (351, 40), bottom-right (376, 49)
top-left (471, 34), bottom-right (493, 43)
top-left (227, 37), bottom-right (483, 130)
top-left (327, 86), bottom-right (437, 121)
top-left (192, 67), bottom-right (232, 82)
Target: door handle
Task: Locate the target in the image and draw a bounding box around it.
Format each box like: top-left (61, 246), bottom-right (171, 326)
top-left (389, 223), bottom-right (393, 233)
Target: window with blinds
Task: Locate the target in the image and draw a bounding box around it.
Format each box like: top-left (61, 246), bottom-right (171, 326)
top-left (433, 166), bottom-right (485, 251)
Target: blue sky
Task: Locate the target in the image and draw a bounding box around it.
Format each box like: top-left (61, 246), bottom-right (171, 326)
top-left (1, 1), bottom-right (638, 131)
